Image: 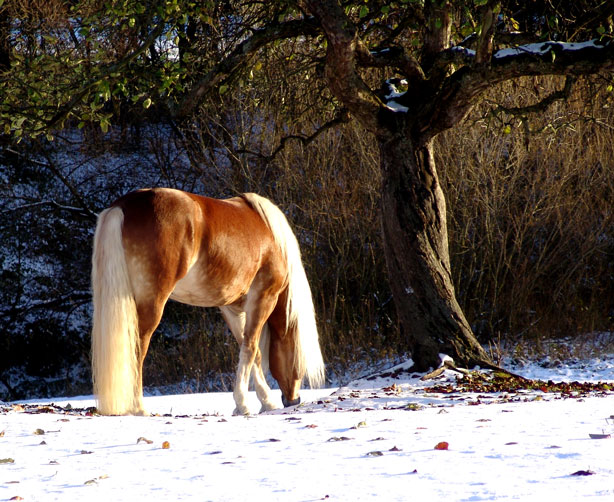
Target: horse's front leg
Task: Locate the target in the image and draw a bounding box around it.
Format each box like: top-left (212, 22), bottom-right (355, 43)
top-left (233, 340), bottom-right (257, 416)
top-left (251, 340), bottom-right (278, 413)
top-left (232, 292), bottom-right (280, 415)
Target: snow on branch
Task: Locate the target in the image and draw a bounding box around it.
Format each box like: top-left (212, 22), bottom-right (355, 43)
top-left (379, 78), bottom-right (409, 113)
top-left (447, 39), bottom-right (610, 67)
top-left (493, 39), bottom-right (606, 60)
top-left (418, 38), bottom-right (614, 142)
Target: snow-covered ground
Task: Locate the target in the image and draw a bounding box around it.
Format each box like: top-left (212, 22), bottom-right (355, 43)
top-left (2, 360), bottom-right (614, 502)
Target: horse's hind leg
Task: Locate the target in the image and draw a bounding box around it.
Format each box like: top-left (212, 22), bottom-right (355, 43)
top-left (132, 299), bottom-right (167, 415)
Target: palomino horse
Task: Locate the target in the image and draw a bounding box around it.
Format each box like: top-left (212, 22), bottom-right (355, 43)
top-left (91, 188), bottom-right (325, 415)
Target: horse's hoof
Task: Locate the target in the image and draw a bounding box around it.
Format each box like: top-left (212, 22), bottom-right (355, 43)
top-left (259, 401), bottom-right (279, 413)
top-left (281, 395), bottom-right (301, 408)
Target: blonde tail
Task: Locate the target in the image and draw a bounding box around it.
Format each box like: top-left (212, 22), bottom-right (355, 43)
top-left (243, 194), bottom-right (325, 388)
top-left (91, 206), bottom-right (141, 415)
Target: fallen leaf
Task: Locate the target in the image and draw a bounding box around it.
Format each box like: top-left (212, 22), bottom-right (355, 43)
top-left (162, 441), bottom-right (170, 449)
top-left (327, 436), bottom-right (352, 442)
top-left (351, 421), bottom-right (367, 429)
top-left (434, 441), bottom-right (449, 450)
top-left (406, 403), bottom-right (423, 411)
top-left (589, 433), bottom-right (610, 439)
top-left (33, 428), bottom-right (45, 435)
top-left (365, 451), bottom-right (383, 457)
top-left (84, 475), bottom-right (109, 485)
top-left (389, 446), bottom-right (402, 452)
top-left (0, 458), bottom-right (15, 464)
top-left (0, 430), bottom-right (5, 437)
top-left (571, 470), bottom-right (595, 476)
top-left (305, 424), bottom-right (318, 429)
top-left (268, 438), bottom-right (281, 442)
top-left (80, 450), bottom-right (93, 455)
top-left (9, 496), bottom-right (23, 501)
top-left (136, 437), bottom-right (153, 445)
top-left (35, 406), bottom-right (56, 414)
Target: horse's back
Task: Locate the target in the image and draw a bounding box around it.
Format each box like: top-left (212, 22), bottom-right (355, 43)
top-left (113, 188), bottom-right (283, 308)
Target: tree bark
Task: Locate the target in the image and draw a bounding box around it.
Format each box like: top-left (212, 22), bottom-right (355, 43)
top-left (379, 133), bottom-right (491, 370)
top-left (0, 10), bottom-right (10, 71)
top-left (298, 0), bottom-right (495, 370)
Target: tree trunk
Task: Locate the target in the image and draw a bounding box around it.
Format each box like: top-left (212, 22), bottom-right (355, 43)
top-left (379, 133), bottom-right (491, 371)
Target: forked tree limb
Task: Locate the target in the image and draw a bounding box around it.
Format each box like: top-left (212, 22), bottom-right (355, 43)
top-left (419, 40), bottom-right (614, 142)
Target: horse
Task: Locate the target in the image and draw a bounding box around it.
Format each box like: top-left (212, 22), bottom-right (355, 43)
top-left (90, 187), bottom-right (325, 416)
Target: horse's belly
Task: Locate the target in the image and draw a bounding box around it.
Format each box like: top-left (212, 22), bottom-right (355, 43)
top-left (169, 267), bottom-right (244, 307)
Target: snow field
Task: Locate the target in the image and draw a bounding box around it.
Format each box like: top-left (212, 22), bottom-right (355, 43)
top-left (1, 383), bottom-right (613, 501)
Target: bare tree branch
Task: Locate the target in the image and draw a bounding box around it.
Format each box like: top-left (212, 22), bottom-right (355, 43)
top-left (0, 292), bottom-right (91, 317)
top-left (491, 75), bottom-right (576, 118)
top-left (173, 19), bottom-right (319, 119)
top-left (0, 200), bottom-right (95, 217)
top-left (6, 146), bottom-right (98, 219)
top-left (237, 109), bottom-right (350, 162)
top-left (568, 2), bottom-right (614, 40)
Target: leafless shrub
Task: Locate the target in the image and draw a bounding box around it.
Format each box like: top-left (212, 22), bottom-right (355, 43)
top-left (439, 75), bottom-right (614, 346)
